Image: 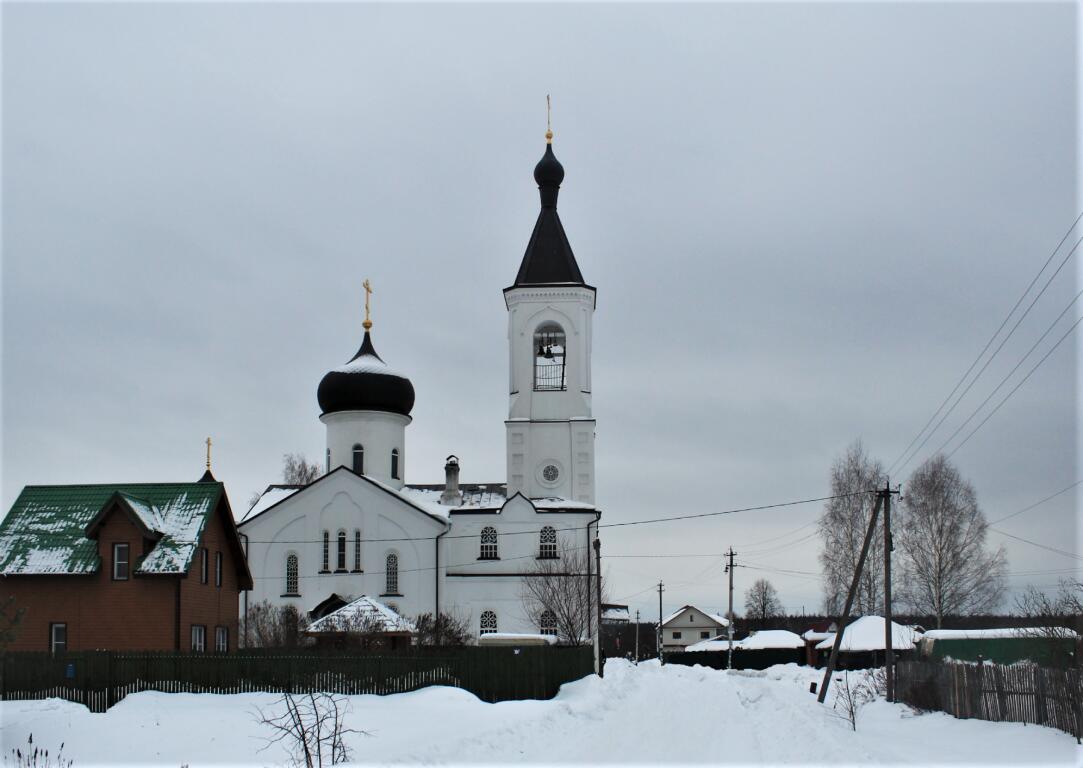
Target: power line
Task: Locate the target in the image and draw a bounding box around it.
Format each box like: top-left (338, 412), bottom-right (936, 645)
top-left (988, 527), bottom-right (1083, 562)
top-left (892, 229), bottom-right (1083, 477)
top-left (989, 480), bottom-right (1081, 525)
top-left (926, 286), bottom-right (1083, 461)
top-left (887, 212), bottom-right (1083, 477)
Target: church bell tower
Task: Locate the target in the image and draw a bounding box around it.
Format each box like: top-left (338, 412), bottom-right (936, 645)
top-left (504, 122), bottom-right (596, 504)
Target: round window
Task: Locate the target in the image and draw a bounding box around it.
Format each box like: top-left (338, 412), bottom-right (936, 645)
top-left (543, 464), bottom-right (560, 482)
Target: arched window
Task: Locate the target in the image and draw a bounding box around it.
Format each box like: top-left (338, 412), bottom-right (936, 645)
top-left (533, 322), bottom-right (566, 391)
top-left (325, 448), bottom-right (331, 473)
top-left (353, 529), bottom-right (361, 571)
top-left (479, 526), bottom-right (498, 560)
top-left (285, 553), bottom-right (299, 595)
top-left (391, 449), bottom-right (400, 480)
top-left (539, 526), bottom-right (557, 559)
top-left (337, 530), bottom-right (347, 571)
top-left (321, 531), bottom-right (329, 571)
top-left (352, 444), bottom-right (364, 474)
top-left (539, 610), bottom-right (557, 636)
top-left (480, 610), bottom-right (497, 635)
top-left (385, 552), bottom-right (399, 594)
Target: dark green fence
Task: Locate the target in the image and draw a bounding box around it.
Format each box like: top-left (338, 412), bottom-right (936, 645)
top-left (663, 648), bottom-right (805, 670)
top-left (0, 646), bottom-right (594, 713)
top-left (897, 660), bottom-right (1083, 742)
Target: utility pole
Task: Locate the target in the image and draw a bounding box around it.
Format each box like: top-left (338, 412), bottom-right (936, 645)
top-left (634, 609), bottom-right (640, 664)
top-left (657, 581), bottom-right (665, 664)
top-left (594, 538), bottom-right (603, 678)
top-left (817, 492), bottom-right (883, 703)
top-left (725, 547), bottom-right (737, 670)
top-left (883, 477), bottom-right (899, 703)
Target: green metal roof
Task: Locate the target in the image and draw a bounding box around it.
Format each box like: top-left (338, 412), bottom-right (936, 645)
top-left (0, 483), bottom-right (223, 576)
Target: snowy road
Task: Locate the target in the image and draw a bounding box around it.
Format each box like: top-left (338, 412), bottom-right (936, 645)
top-left (0, 660), bottom-right (1077, 766)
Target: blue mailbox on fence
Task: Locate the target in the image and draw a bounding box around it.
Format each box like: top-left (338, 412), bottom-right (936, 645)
top-left (65, 662), bottom-right (75, 679)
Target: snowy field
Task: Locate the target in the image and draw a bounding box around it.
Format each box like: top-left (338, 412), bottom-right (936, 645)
top-left (1, 660), bottom-right (1078, 767)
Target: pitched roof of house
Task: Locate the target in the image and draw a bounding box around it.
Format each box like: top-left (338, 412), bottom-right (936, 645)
top-left (0, 482), bottom-right (226, 577)
top-left (661, 605), bottom-right (729, 628)
top-left (306, 596), bottom-right (415, 634)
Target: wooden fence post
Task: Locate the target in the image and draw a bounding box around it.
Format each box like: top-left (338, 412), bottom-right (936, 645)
top-left (1035, 667), bottom-right (1048, 725)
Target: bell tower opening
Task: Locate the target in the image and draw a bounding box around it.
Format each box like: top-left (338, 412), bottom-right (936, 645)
top-left (533, 323), bottom-right (566, 391)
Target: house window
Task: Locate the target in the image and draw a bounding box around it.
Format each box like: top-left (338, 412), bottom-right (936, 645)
top-left (112, 543), bottom-right (130, 580)
top-left (539, 610), bottom-right (557, 636)
top-left (539, 526), bottom-right (557, 559)
top-left (352, 444), bottom-right (364, 474)
top-left (200, 548), bottom-right (209, 584)
top-left (215, 626), bottom-right (229, 653)
top-left (533, 322), bottom-right (567, 391)
top-left (285, 553), bottom-right (299, 595)
top-left (385, 553), bottom-right (399, 594)
top-left (391, 449), bottom-right (400, 480)
top-left (321, 531), bottom-right (329, 571)
top-left (353, 530), bottom-right (361, 571)
top-left (191, 625), bottom-right (206, 653)
top-left (479, 526), bottom-right (498, 560)
top-left (672, 631), bottom-right (682, 640)
top-left (49, 623), bottom-right (67, 655)
top-left (215, 551), bottom-right (223, 587)
top-left (337, 530), bottom-right (347, 571)
top-left (700, 631), bottom-right (710, 639)
top-left (480, 610), bottom-right (497, 635)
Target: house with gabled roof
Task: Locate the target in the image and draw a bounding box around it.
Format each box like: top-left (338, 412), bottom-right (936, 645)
top-left (0, 473), bottom-right (252, 653)
top-left (660, 605), bottom-right (730, 652)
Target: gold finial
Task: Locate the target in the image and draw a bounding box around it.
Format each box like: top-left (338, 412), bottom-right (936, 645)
top-left (545, 94), bottom-right (553, 144)
top-left (362, 279), bottom-right (373, 331)
top-left (205, 437), bottom-right (212, 470)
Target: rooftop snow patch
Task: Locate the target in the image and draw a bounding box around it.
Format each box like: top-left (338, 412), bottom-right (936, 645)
top-left (662, 605), bottom-right (729, 627)
top-left (923, 627), bottom-right (1080, 640)
top-left (306, 596), bottom-right (415, 634)
top-left (815, 616), bottom-right (918, 651)
top-left (240, 485), bottom-right (301, 522)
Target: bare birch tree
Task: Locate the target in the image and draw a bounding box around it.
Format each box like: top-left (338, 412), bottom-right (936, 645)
top-left (519, 546), bottom-right (604, 645)
top-left (896, 455), bottom-right (1006, 627)
top-left (818, 440), bottom-right (885, 615)
top-left (283, 453), bottom-right (322, 485)
top-left (744, 579), bottom-right (783, 626)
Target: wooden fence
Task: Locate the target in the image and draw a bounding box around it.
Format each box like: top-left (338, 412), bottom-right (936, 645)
top-left (896, 660), bottom-right (1083, 742)
top-left (0, 646), bottom-right (594, 713)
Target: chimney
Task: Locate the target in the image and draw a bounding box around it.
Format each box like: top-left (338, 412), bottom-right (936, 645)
top-left (440, 455), bottom-right (462, 506)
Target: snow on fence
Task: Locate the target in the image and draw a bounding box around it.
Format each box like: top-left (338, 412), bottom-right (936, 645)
top-left (896, 660), bottom-right (1083, 743)
top-left (0, 646), bottom-right (593, 713)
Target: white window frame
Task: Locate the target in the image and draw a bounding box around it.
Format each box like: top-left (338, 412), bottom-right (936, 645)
top-left (50, 622), bottom-right (67, 655)
top-left (539, 526), bottom-right (557, 559)
top-left (321, 531), bottom-right (329, 571)
top-left (337, 530), bottom-right (347, 571)
top-left (215, 625), bottom-right (229, 653)
top-left (479, 526), bottom-right (498, 560)
top-left (112, 542), bottom-right (130, 581)
top-left (285, 552), bottom-right (299, 595)
top-left (353, 530), bottom-right (362, 571)
top-left (384, 552), bottom-right (399, 595)
top-left (191, 624), bottom-right (206, 653)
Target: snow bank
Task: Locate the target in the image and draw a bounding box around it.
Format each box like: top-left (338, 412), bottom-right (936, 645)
top-left (1, 659), bottom-right (1076, 767)
top-left (736, 629), bottom-right (806, 649)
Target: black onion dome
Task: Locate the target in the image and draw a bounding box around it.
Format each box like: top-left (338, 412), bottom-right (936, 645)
top-left (533, 144), bottom-right (565, 206)
top-left (317, 332), bottom-right (415, 417)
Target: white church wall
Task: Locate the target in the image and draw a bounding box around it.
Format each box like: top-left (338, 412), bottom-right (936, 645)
top-left (321, 410), bottom-right (410, 489)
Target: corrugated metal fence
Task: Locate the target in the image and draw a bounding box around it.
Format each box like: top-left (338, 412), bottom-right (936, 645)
top-left (896, 660), bottom-right (1083, 742)
top-left (0, 646), bottom-right (594, 713)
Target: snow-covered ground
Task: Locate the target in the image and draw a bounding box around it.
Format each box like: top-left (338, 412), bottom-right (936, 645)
top-left (1, 660), bottom-right (1077, 767)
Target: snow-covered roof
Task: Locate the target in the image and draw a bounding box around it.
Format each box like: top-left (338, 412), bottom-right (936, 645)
top-left (602, 605), bottom-right (630, 622)
top-left (332, 353), bottom-right (409, 379)
top-left (922, 627), bottom-right (1079, 640)
top-left (477, 633), bottom-right (558, 646)
top-left (306, 596), bottom-right (415, 634)
top-left (239, 485), bottom-right (301, 522)
top-left (661, 605), bottom-right (729, 628)
top-left (802, 630), bottom-right (834, 642)
top-left (815, 616), bottom-right (918, 651)
top-left (0, 483), bottom-right (224, 576)
top-left (736, 630), bottom-right (806, 650)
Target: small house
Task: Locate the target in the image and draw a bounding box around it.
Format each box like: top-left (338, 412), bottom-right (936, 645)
top-left (304, 595), bottom-right (415, 649)
top-left (660, 605), bottom-right (729, 652)
top-left (814, 615), bottom-right (918, 669)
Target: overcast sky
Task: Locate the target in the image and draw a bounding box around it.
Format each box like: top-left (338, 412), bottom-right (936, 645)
top-left (2, 2), bottom-right (1078, 620)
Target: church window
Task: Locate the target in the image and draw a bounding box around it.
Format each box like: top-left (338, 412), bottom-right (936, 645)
top-left (539, 526), bottom-right (557, 559)
top-left (352, 444), bottom-right (364, 474)
top-left (391, 449), bottom-right (400, 480)
top-left (353, 529), bottom-right (362, 571)
top-left (533, 322), bottom-right (566, 391)
top-left (326, 449), bottom-right (331, 473)
top-left (479, 526), bottom-right (498, 560)
top-left (337, 530), bottom-right (347, 571)
top-left (539, 610), bottom-right (557, 636)
top-left (321, 531), bottom-right (329, 571)
top-left (285, 553), bottom-right (299, 595)
top-left (480, 610), bottom-right (497, 635)
top-left (385, 553), bottom-right (399, 594)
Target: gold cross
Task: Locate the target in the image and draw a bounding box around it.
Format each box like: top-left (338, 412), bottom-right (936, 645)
top-left (363, 279), bottom-right (373, 330)
top-left (205, 437), bottom-right (212, 470)
top-left (546, 94), bottom-right (553, 143)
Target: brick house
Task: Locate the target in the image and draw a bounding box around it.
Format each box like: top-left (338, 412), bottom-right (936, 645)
top-left (0, 475), bottom-right (252, 653)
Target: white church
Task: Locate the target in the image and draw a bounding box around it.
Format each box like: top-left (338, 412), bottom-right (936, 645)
top-left (238, 130), bottom-right (601, 638)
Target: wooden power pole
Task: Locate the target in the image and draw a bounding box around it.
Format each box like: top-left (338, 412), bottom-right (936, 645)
top-left (634, 609), bottom-right (640, 664)
top-left (594, 537), bottom-right (603, 678)
top-left (725, 547), bottom-right (737, 669)
top-left (657, 581), bottom-right (664, 664)
top-left (817, 492), bottom-right (883, 704)
top-left (883, 478), bottom-right (899, 703)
